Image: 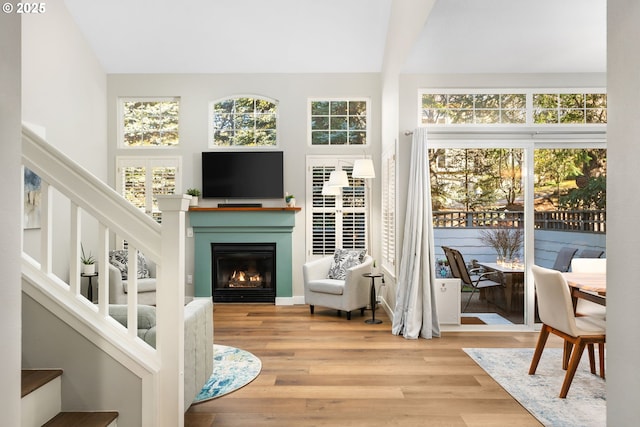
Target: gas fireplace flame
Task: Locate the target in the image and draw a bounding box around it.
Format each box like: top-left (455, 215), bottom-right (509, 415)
top-left (229, 270), bottom-right (262, 287)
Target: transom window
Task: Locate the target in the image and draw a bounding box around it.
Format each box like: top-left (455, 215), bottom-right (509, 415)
top-left (209, 96), bottom-right (278, 147)
top-left (533, 93), bottom-right (607, 124)
top-left (309, 99), bottom-right (369, 145)
top-left (421, 93), bottom-right (526, 125)
top-left (420, 90), bottom-right (606, 126)
top-left (119, 97), bottom-right (180, 147)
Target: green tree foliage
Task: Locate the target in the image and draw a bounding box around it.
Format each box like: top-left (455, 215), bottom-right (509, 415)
top-left (212, 97), bottom-right (277, 146)
top-left (123, 100), bottom-right (179, 146)
top-left (534, 149), bottom-right (584, 207)
top-left (310, 100), bottom-right (367, 145)
top-left (490, 148), bottom-right (523, 206)
top-left (560, 175), bottom-right (606, 209)
top-left (431, 148), bottom-right (606, 212)
top-left (429, 148), bottom-right (505, 210)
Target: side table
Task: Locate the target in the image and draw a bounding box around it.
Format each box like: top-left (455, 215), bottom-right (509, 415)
top-left (81, 272), bottom-right (98, 302)
top-left (363, 273), bottom-right (384, 324)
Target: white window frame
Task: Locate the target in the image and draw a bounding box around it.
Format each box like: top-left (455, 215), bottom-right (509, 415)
top-left (115, 156), bottom-right (182, 221)
top-left (208, 95), bottom-right (279, 149)
top-left (418, 88), bottom-right (607, 128)
top-left (117, 97), bottom-right (180, 149)
top-left (305, 155), bottom-right (369, 261)
top-left (307, 98), bottom-right (371, 146)
top-left (420, 85), bottom-right (607, 328)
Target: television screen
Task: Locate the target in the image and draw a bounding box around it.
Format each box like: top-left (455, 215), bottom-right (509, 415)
top-left (202, 151), bottom-right (284, 199)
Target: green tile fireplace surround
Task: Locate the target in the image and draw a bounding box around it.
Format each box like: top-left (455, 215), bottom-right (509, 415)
top-left (189, 207), bottom-right (300, 303)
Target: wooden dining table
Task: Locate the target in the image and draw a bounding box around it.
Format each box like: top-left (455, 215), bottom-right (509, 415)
top-left (476, 262), bottom-right (525, 312)
top-left (562, 272), bottom-right (606, 307)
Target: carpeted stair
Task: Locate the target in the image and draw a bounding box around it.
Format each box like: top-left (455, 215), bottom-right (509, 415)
top-left (21, 369), bottom-right (118, 426)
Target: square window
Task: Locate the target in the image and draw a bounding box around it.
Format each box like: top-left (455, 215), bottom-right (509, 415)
top-left (309, 98), bottom-right (369, 145)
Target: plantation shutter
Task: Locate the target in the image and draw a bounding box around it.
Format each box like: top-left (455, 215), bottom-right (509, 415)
top-left (306, 157), bottom-right (368, 260)
top-left (382, 150), bottom-right (396, 273)
top-left (116, 157), bottom-right (182, 223)
top-left (311, 165), bottom-right (337, 255)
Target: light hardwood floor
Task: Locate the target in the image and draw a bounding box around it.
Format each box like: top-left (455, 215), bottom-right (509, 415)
top-left (185, 304), bottom-right (559, 427)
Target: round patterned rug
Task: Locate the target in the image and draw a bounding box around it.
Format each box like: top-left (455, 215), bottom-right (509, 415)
top-left (193, 344), bottom-right (262, 403)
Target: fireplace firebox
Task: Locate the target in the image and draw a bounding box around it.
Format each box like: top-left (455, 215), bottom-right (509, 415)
top-left (211, 243), bottom-right (276, 302)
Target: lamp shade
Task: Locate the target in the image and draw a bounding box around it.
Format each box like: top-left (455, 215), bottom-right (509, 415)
top-left (321, 181), bottom-right (341, 196)
top-left (327, 170), bottom-right (349, 187)
top-left (352, 158), bottom-right (375, 179)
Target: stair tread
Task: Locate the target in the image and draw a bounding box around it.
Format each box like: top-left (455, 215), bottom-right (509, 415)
top-left (43, 411), bottom-right (119, 427)
top-left (21, 369), bottom-right (63, 398)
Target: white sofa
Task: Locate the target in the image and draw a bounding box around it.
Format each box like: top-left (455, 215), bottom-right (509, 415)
top-left (303, 254), bottom-right (373, 320)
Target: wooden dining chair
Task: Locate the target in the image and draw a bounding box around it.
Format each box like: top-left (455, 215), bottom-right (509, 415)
top-left (529, 265), bottom-right (605, 398)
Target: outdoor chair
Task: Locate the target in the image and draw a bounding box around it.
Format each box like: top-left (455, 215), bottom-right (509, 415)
top-left (442, 246), bottom-right (503, 312)
top-left (577, 249), bottom-right (605, 258)
top-left (551, 247), bottom-right (578, 272)
top-left (529, 265), bottom-right (605, 398)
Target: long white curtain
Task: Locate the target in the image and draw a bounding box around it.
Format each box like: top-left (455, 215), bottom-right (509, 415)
top-left (391, 128), bottom-right (440, 339)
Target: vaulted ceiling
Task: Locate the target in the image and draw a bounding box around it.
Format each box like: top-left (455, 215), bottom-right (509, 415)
top-left (63, 0), bottom-right (606, 75)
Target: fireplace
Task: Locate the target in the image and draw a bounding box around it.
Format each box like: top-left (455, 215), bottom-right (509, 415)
top-left (212, 243), bottom-right (276, 303)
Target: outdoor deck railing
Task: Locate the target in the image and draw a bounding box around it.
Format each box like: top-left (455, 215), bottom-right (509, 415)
top-left (433, 210), bottom-right (606, 233)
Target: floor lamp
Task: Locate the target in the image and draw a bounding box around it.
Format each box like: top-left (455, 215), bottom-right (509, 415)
top-left (326, 158), bottom-right (381, 306)
top-left (325, 158), bottom-right (375, 253)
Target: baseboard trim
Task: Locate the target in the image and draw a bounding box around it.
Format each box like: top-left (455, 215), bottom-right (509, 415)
top-left (275, 296), bottom-right (304, 305)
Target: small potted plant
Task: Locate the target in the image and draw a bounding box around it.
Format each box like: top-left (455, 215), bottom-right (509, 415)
top-left (285, 192), bottom-right (295, 207)
top-left (186, 188), bottom-right (201, 207)
top-left (436, 258), bottom-right (450, 278)
top-left (81, 244), bottom-right (96, 275)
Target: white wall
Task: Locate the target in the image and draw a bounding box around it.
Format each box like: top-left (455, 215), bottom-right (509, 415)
top-left (106, 73), bottom-right (382, 298)
top-left (606, 1), bottom-right (640, 423)
top-left (22, 294), bottom-right (143, 426)
top-left (22, 1), bottom-right (107, 281)
top-left (0, 12), bottom-right (22, 425)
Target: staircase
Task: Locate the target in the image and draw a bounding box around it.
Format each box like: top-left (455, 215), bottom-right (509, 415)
top-left (21, 126), bottom-right (190, 426)
top-left (21, 369), bottom-right (118, 426)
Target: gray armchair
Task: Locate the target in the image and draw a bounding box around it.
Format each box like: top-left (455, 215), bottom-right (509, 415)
top-left (109, 298), bottom-right (214, 409)
top-left (303, 254), bottom-right (373, 320)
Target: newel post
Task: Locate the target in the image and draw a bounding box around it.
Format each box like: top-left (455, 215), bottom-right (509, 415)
top-left (156, 195), bottom-right (190, 427)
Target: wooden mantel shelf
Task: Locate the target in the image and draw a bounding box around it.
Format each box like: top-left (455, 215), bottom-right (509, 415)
top-left (189, 206), bottom-right (301, 212)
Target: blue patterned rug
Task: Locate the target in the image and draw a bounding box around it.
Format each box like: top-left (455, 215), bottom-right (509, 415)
top-left (193, 344), bottom-right (262, 403)
top-left (464, 348), bottom-right (605, 427)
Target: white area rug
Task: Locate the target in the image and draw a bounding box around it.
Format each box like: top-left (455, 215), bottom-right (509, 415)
top-left (464, 348), bottom-right (605, 427)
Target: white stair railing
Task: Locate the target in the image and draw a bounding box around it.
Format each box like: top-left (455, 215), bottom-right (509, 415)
top-left (21, 126), bottom-right (188, 427)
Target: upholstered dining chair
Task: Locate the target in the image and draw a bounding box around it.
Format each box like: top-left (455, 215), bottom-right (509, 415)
top-left (529, 265), bottom-right (606, 398)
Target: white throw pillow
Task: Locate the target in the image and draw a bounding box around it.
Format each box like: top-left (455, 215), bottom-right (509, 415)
top-left (109, 250), bottom-right (150, 280)
top-left (327, 249), bottom-right (366, 280)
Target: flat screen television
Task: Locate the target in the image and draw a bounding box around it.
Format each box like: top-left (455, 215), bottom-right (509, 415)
top-left (202, 151), bottom-right (284, 199)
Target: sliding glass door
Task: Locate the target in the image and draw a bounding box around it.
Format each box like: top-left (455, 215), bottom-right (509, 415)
top-left (429, 142), bottom-right (606, 327)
